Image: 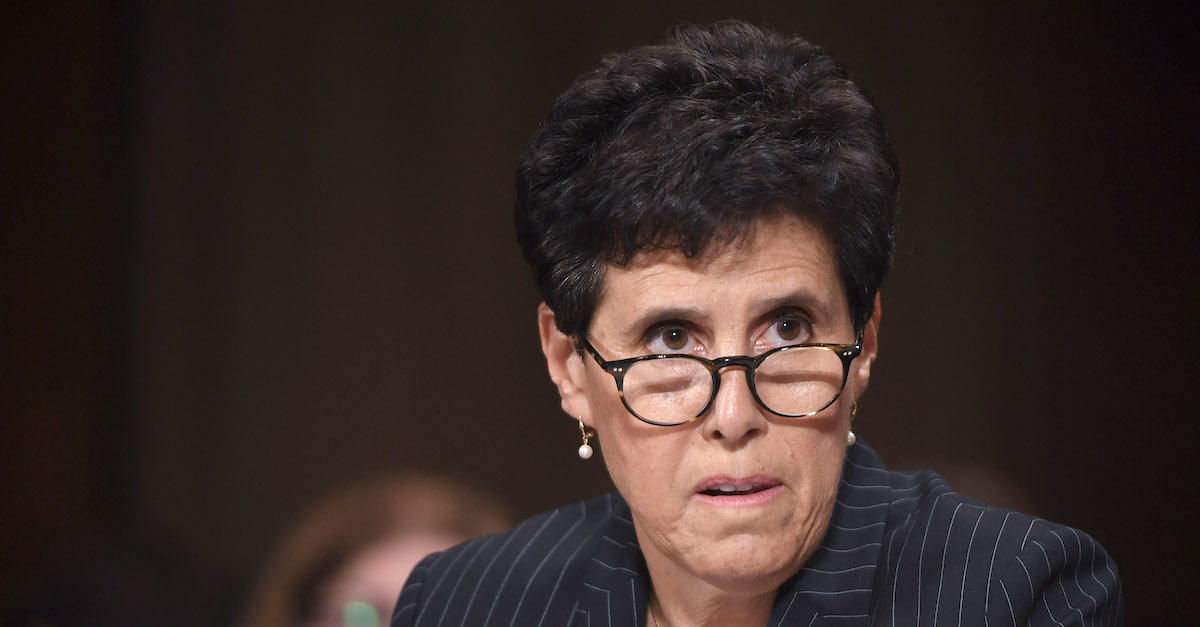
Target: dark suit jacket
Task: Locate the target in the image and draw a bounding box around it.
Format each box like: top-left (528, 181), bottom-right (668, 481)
top-left (391, 442), bottom-right (1121, 626)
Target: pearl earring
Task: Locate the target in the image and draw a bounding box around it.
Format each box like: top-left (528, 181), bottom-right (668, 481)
top-left (577, 418), bottom-right (596, 459)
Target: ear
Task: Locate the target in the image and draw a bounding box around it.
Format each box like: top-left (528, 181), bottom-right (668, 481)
top-left (850, 292), bottom-right (882, 399)
top-left (538, 303), bottom-right (592, 425)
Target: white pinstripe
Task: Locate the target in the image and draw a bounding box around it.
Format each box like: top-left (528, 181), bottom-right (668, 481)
top-left (999, 578), bottom-right (1015, 626)
top-left (435, 534), bottom-right (498, 627)
top-left (1075, 529), bottom-right (1109, 625)
top-left (882, 511), bottom-right (913, 574)
top-left (773, 590), bottom-right (800, 625)
top-left (890, 512), bottom-right (920, 627)
top-left (507, 513), bottom-right (588, 627)
top-left (535, 519), bottom-right (604, 626)
top-left (816, 542), bottom-right (881, 553)
top-left (581, 583), bottom-right (611, 627)
top-left (1034, 538), bottom-right (1086, 623)
top-left (932, 500), bottom-right (965, 625)
top-left (456, 523), bottom-right (528, 621)
top-left (984, 510), bottom-right (1013, 627)
top-left (803, 588), bottom-right (872, 595)
top-left (800, 563), bottom-right (873, 575)
top-left (958, 507), bottom-right (985, 627)
top-left (480, 512), bottom-right (560, 626)
top-left (914, 492), bottom-right (951, 625)
top-left (590, 556), bottom-right (641, 577)
top-left (1061, 530), bottom-right (1098, 611)
top-left (414, 539), bottom-right (476, 625)
top-left (1101, 554), bottom-right (1117, 590)
top-left (1017, 554), bottom-right (1035, 599)
top-left (1040, 594), bottom-right (1066, 626)
top-left (627, 579), bottom-right (638, 627)
top-left (1020, 518), bottom-right (1037, 549)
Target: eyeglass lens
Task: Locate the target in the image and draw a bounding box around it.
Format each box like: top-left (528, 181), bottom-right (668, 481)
top-left (621, 347), bottom-right (845, 424)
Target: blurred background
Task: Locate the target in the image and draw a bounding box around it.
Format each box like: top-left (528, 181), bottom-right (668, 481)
top-left (3, 1), bottom-right (1197, 624)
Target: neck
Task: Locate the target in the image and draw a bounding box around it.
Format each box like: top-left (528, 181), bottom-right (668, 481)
top-left (648, 587), bottom-right (774, 627)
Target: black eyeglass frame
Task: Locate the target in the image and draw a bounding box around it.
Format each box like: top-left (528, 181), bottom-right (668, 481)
top-left (577, 332), bottom-right (863, 427)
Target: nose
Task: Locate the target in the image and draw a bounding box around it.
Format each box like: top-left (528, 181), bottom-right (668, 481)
top-left (701, 365), bottom-right (768, 444)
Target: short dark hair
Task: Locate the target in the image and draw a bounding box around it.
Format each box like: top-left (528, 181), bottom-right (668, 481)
top-left (515, 20), bottom-right (898, 336)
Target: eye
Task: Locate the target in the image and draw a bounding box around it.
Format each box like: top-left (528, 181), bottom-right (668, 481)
top-left (663, 327), bottom-right (688, 350)
top-left (765, 314), bottom-right (812, 346)
top-left (648, 326), bottom-right (692, 353)
top-left (777, 318), bottom-right (802, 341)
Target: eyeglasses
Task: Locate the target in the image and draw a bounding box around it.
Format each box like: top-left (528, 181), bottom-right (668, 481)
top-left (578, 333), bottom-right (862, 426)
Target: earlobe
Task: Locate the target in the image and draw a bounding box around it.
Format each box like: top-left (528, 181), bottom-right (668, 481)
top-left (538, 303), bottom-right (591, 422)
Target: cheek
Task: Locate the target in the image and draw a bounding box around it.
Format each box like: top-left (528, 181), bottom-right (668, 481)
top-left (797, 437), bottom-right (845, 498)
top-left (582, 371), bottom-right (626, 433)
top-left (584, 379), bottom-right (636, 478)
top-left (585, 384), bottom-right (684, 504)
top-left (775, 411), bottom-right (850, 500)
top-left (594, 412), bottom-right (659, 488)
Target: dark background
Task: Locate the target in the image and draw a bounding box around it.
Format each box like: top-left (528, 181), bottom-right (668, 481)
top-left (3, 2), bottom-right (1197, 624)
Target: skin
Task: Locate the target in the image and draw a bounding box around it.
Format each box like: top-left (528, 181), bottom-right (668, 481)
top-left (305, 532), bottom-right (464, 627)
top-left (539, 214), bottom-right (880, 626)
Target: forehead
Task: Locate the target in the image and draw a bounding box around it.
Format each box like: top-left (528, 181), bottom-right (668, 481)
top-left (590, 214), bottom-right (847, 334)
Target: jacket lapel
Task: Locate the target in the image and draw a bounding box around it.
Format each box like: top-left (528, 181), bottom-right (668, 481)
top-left (572, 494), bottom-right (650, 627)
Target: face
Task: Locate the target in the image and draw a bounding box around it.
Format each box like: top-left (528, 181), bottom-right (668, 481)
top-left (305, 532), bottom-right (463, 627)
top-left (540, 214), bottom-right (879, 594)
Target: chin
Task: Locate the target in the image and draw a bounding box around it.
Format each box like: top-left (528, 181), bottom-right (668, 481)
top-left (681, 534), bottom-right (808, 593)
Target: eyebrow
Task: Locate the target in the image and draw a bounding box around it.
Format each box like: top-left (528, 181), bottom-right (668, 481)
top-left (617, 305), bottom-right (708, 343)
top-left (755, 291), bottom-right (832, 322)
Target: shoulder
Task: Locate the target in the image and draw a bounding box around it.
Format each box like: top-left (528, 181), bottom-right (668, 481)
top-left (390, 493), bottom-right (629, 627)
top-left (871, 465), bottom-right (1123, 625)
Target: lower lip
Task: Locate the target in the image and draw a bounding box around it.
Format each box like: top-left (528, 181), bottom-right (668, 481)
top-left (693, 484), bottom-right (784, 507)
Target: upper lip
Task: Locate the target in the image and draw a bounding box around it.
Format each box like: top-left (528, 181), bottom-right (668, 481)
top-left (694, 475), bottom-right (782, 493)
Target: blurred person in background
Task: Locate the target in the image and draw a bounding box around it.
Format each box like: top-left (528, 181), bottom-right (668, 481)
top-left (238, 473), bottom-right (508, 627)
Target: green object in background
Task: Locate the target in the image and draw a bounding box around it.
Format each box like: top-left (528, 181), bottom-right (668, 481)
top-left (344, 600), bottom-right (381, 627)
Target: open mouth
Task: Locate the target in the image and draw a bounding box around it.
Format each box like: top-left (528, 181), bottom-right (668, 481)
top-left (699, 482), bottom-right (774, 497)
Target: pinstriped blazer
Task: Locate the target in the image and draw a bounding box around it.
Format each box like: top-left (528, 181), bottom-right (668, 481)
top-left (390, 442), bottom-right (1122, 626)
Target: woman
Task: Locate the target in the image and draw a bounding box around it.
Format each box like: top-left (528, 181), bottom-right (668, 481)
top-left (238, 474), bottom-right (508, 627)
top-left (392, 21), bottom-right (1121, 626)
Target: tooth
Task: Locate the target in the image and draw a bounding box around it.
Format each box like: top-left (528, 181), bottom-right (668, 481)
top-left (717, 484), bottom-right (736, 492)
top-left (735, 483), bottom-right (753, 491)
